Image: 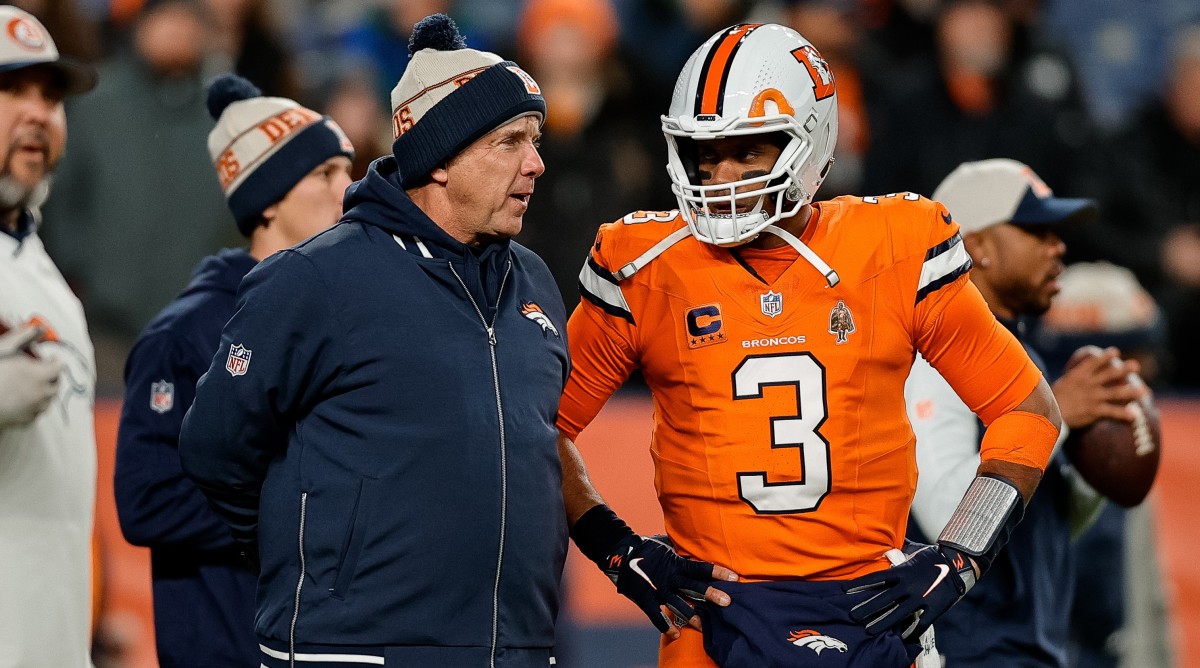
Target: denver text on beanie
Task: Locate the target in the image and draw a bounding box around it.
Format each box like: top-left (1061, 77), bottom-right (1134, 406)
top-left (390, 13), bottom-right (545, 188)
top-left (206, 74), bottom-right (355, 235)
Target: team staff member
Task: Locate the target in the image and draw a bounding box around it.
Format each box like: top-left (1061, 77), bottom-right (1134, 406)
top-left (177, 15), bottom-right (716, 668)
top-left (906, 159), bottom-right (1147, 667)
top-left (114, 74), bottom-right (354, 667)
top-left (556, 23), bottom-right (1062, 667)
top-left (0, 6), bottom-right (98, 665)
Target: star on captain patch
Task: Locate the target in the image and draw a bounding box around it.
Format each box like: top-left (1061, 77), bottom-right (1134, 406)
top-left (149, 380), bottom-right (174, 414)
top-left (828, 300), bottom-right (855, 344)
top-left (760, 290), bottom-right (783, 318)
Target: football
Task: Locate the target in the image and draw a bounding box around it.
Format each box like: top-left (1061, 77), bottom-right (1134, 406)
top-left (1062, 346), bottom-right (1161, 507)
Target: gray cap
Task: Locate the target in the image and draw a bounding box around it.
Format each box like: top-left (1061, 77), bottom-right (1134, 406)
top-left (933, 158), bottom-right (1096, 234)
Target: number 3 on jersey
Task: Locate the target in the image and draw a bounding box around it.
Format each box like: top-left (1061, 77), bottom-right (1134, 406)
top-left (733, 353), bottom-right (831, 514)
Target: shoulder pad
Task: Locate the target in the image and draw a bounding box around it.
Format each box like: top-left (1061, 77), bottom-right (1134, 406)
top-left (849, 192), bottom-right (957, 255)
top-left (592, 210), bottom-right (690, 280)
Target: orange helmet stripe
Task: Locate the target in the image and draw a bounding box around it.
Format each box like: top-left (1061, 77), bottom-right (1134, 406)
top-left (695, 24), bottom-right (761, 116)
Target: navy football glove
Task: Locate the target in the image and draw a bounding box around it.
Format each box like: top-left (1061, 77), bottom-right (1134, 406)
top-left (571, 505), bottom-right (724, 633)
top-left (603, 534), bottom-right (716, 632)
top-left (843, 544), bottom-right (976, 640)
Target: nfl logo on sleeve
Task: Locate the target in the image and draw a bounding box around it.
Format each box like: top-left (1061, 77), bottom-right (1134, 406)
top-left (226, 344), bottom-right (252, 376)
top-left (150, 380), bottom-right (174, 413)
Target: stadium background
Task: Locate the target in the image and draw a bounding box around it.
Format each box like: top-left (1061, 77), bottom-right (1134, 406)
top-left (21, 0), bottom-right (1199, 664)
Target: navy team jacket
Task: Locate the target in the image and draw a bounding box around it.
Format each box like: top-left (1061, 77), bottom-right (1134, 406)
top-left (114, 248), bottom-right (258, 667)
top-left (179, 156), bottom-right (571, 667)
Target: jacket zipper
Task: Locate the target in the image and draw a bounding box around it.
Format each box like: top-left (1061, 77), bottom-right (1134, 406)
top-left (290, 491), bottom-right (308, 667)
top-left (449, 259), bottom-right (512, 668)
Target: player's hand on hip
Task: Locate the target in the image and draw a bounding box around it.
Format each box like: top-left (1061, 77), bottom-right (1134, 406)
top-left (0, 326), bottom-right (62, 427)
top-left (843, 543), bottom-right (975, 641)
top-left (605, 534), bottom-right (738, 638)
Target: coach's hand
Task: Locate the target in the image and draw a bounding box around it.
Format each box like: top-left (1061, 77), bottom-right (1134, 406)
top-left (843, 544), bottom-right (976, 640)
top-left (603, 534), bottom-right (737, 636)
top-left (0, 324), bottom-right (62, 427)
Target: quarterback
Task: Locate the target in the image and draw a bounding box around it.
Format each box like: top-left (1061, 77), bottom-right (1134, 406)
top-left (558, 23), bottom-right (1062, 667)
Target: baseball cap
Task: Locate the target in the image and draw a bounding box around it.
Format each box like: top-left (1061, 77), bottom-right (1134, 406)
top-left (0, 6), bottom-right (97, 95)
top-left (932, 158), bottom-right (1096, 234)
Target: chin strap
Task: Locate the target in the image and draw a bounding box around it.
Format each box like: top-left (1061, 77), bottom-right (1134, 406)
top-left (761, 224), bottom-right (840, 287)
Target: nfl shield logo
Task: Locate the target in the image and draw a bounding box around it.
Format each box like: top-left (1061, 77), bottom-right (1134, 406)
top-left (226, 344), bottom-right (252, 377)
top-left (150, 380), bottom-right (174, 414)
top-left (760, 290), bottom-right (784, 318)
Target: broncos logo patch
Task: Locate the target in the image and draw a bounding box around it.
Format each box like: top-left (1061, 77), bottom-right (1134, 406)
top-left (788, 629), bottom-right (848, 655)
top-left (519, 301), bottom-right (560, 337)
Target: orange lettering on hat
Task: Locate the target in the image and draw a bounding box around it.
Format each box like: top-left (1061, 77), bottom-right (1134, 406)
top-left (6, 17), bottom-right (45, 51)
top-left (392, 106), bottom-right (414, 138)
top-left (453, 73), bottom-right (479, 88)
top-left (506, 66), bottom-right (541, 95)
top-left (216, 150), bottom-right (241, 189)
top-left (1020, 166), bottom-right (1053, 198)
top-left (257, 108), bottom-right (320, 144)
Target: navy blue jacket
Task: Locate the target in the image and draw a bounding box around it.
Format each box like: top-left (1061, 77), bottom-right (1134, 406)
top-left (179, 157), bottom-right (571, 667)
top-left (114, 249), bottom-right (258, 667)
top-left (909, 317), bottom-right (1073, 667)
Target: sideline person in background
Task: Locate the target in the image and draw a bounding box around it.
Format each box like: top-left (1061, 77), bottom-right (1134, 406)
top-left (907, 158), bottom-right (1149, 667)
top-left (114, 73), bottom-right (353, 667)
top-left (0, 5), bottom-right (98, 665)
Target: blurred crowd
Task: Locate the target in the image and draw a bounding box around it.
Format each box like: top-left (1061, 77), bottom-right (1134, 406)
top-left (23, 0), bottom-right (1200, 392)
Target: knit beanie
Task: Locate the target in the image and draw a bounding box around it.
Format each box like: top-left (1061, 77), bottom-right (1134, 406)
top-left (390, 13), bottom-right (546, 188)
top-left (206, 74), bottom-right (355, 235)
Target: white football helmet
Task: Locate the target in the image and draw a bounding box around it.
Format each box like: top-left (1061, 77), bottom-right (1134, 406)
top-left (662, 24), bottom-right (839, 246)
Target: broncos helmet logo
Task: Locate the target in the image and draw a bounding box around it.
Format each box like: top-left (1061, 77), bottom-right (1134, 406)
top-left (788, 629), bottom-right (848, 655)
top-left (519, 301), bottom-right (560, 337)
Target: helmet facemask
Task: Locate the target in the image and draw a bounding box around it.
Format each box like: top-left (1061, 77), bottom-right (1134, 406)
top-left (665, 121), bottom-right (818, 247)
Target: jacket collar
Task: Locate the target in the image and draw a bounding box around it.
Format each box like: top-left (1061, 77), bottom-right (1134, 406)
top-left (342, 156), bottom-right (511, 266)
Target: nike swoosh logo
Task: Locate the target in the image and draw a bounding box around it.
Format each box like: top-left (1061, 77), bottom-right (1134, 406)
top-left (923, 564), bottom-right (950, 597)
top-left (941, 211), bottom-right (953, 225)
top-left (629, 558), bottom-right (657, 591)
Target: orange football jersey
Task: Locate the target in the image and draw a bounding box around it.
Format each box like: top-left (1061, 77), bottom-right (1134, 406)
top-left (558, 194), bottom-right (1043, 581)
